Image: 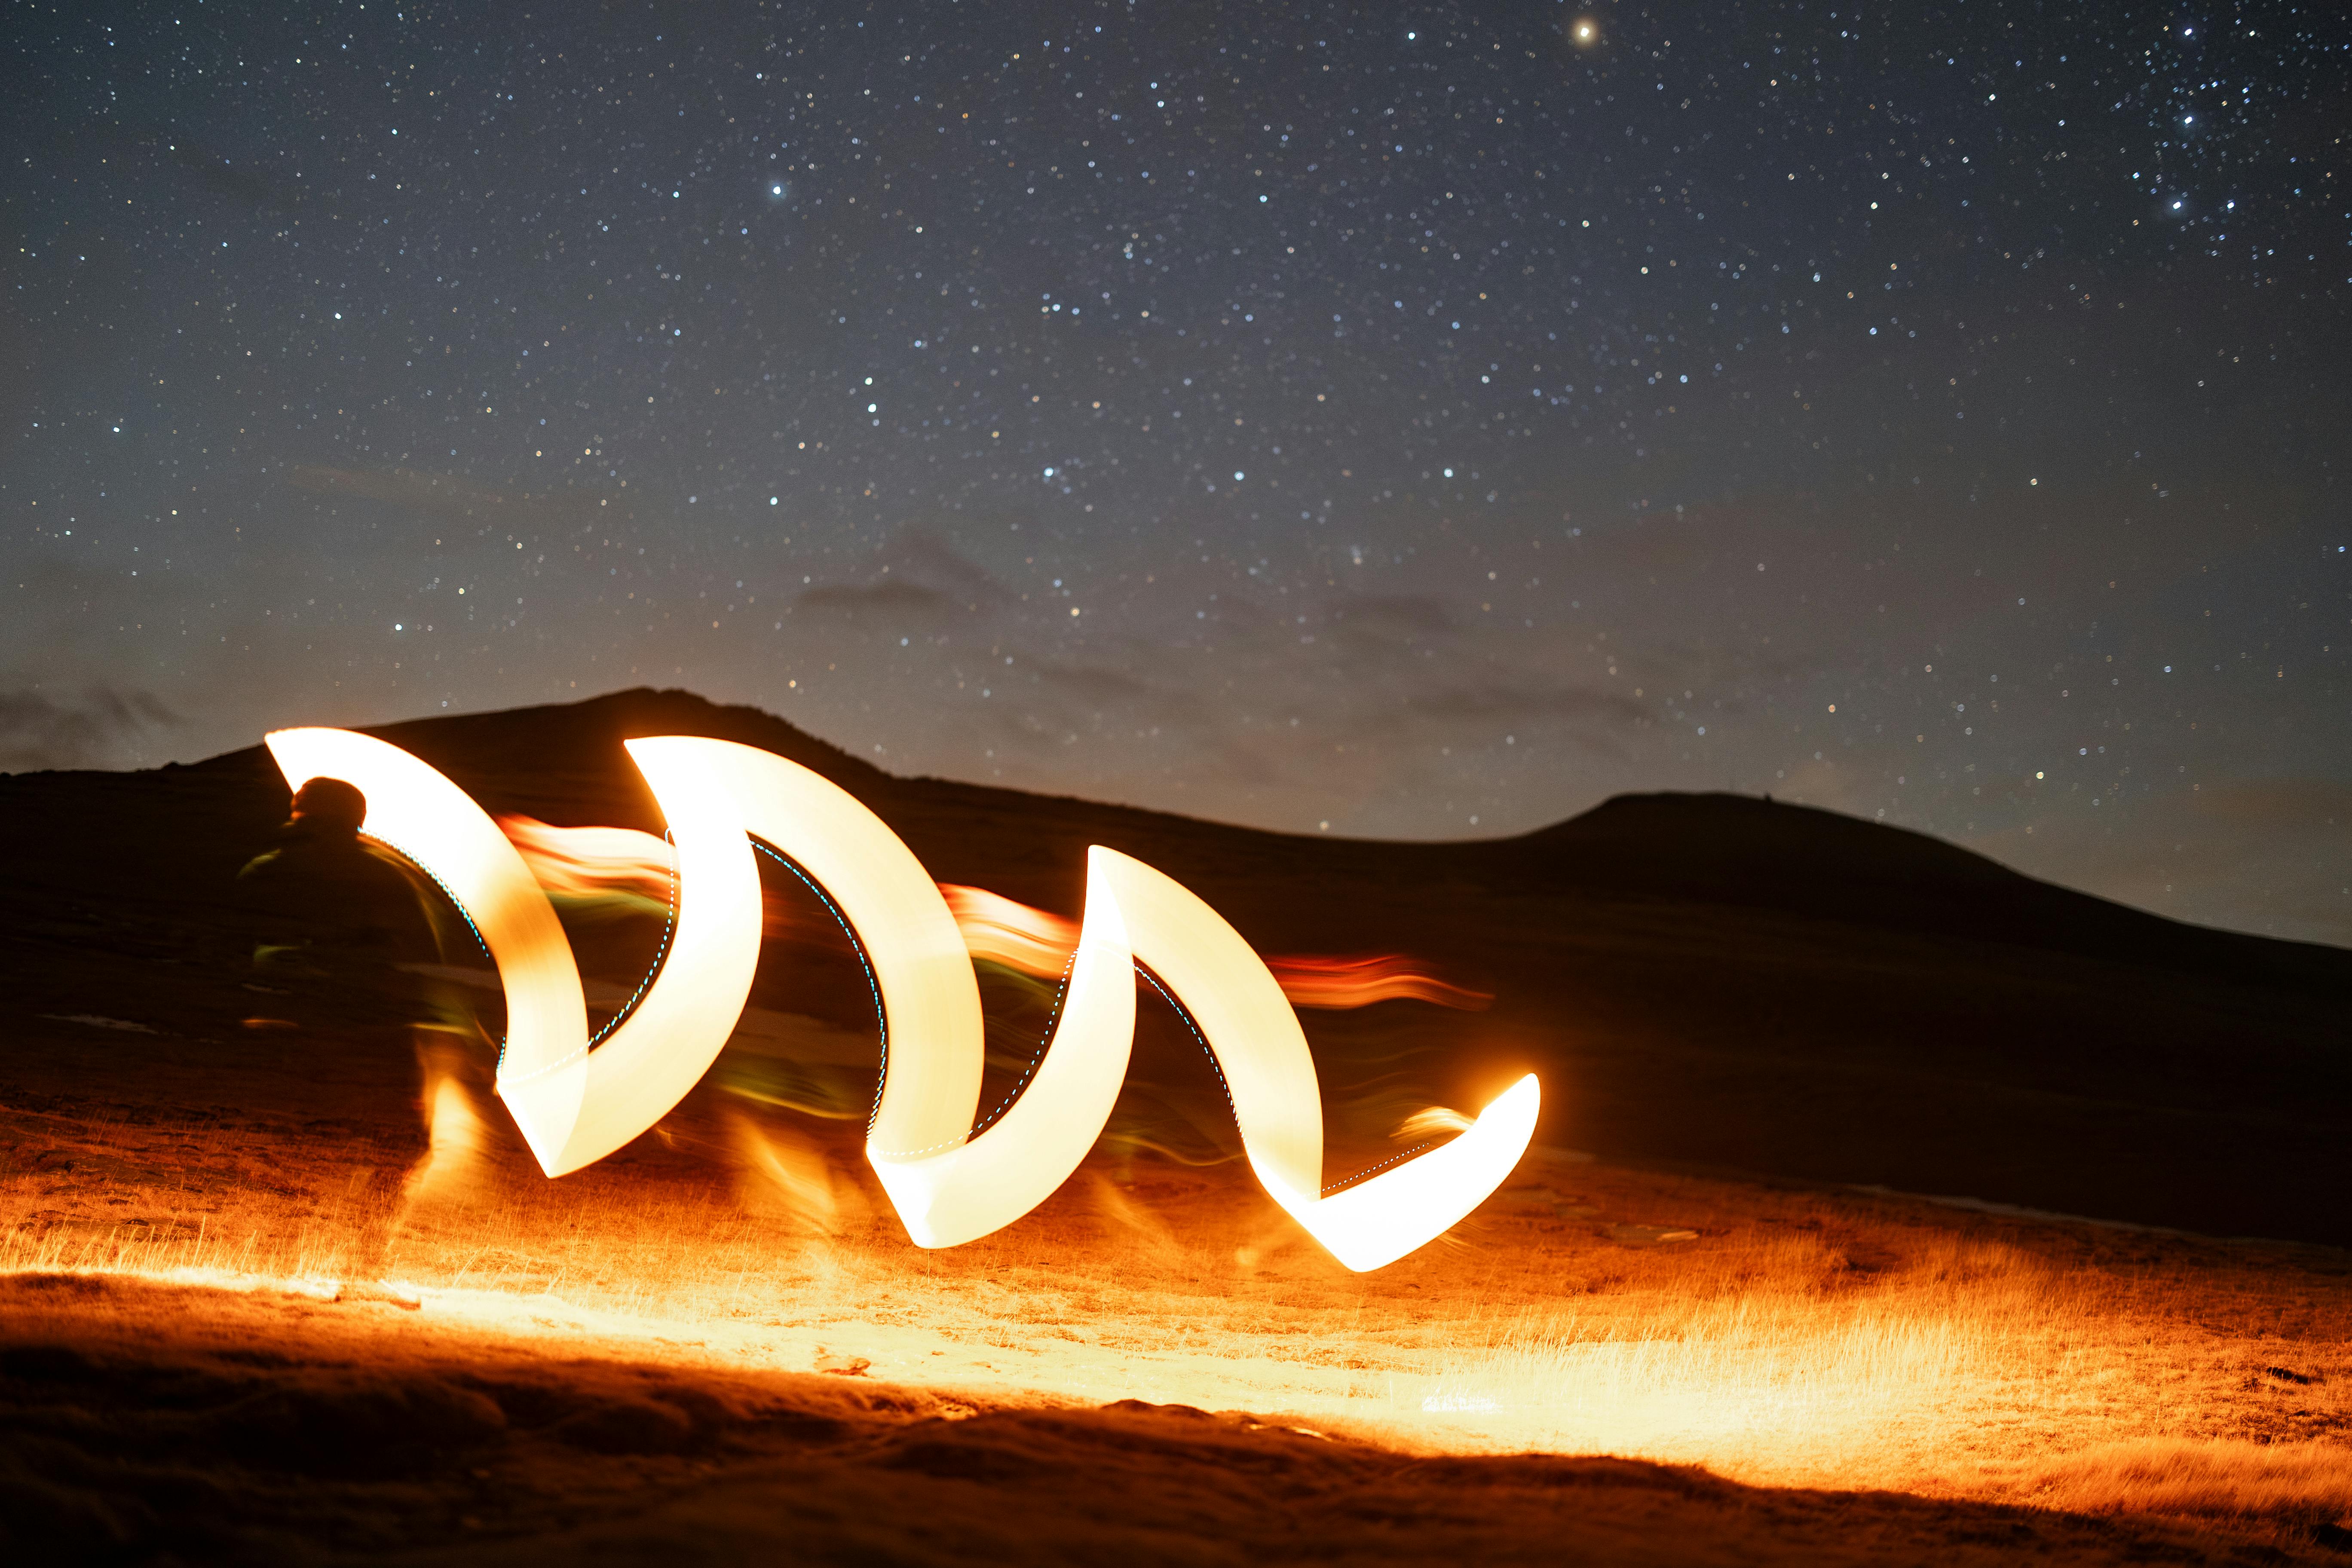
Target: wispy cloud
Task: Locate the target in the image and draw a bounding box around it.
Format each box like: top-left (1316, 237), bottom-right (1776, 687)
top-left (0, 687), bottom-right (179, 773)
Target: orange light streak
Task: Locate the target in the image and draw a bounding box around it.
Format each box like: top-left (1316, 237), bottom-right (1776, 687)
top-left (497, 815), bottom-right (673, 906)
top-left (940, 883), bottom-right (1078, 972)
top-left (401, 1049), bottom-right (489, 1207)
top-left (943, 884), bottom-right (1488, 1010)
top-left (1267, 953), bottom-right (1493, 1011)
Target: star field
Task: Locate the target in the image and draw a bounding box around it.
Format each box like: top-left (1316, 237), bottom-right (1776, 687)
top-left (4, 0), bottom-right (2349, 941)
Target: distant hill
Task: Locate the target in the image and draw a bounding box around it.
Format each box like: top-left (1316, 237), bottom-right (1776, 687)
top-left (5, 687), bottom-right (2346, 1245)
top-left (1513, 790), bottom-right (2347, 995)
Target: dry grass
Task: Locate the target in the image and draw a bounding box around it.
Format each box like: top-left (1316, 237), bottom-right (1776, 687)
top-left (2011, 1438), bottom-right (2352, 1525)
top-left (5, 1054), bottom-right (2349, 1544)
top-left (1398, 1234), bottom-right (2242, 1490)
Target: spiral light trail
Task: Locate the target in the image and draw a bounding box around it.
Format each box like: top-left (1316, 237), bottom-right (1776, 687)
top-left (263, 728), bottom-right (1538, 1270)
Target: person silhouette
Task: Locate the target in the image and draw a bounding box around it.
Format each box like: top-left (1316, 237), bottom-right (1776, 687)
top-left (237, 778), bottom-right (434, 966)
top-left (233, 777), bottom-right (478, 1040)
top-left (236, 778), bottom-right (500, 1237)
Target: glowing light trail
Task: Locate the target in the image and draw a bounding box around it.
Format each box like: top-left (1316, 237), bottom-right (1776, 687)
top-left (263, 729), bottom-right (1539, 1269)
top-left (941, 883), bottom-right (1079, 974)
top-left (266, 729), bottom-right (762, 1177)
top-left (1266, 953), bottom-right (1492, 1012)
top-left (499, 816), bottom-right (675, 908)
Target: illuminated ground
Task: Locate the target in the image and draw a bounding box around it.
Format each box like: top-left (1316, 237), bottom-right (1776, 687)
top-left (6, 1044), bottom-right (2349, 1562)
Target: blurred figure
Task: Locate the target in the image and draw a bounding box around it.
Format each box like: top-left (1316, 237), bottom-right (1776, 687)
top-left (236, 778), bottom-right (466, 1029)
top-left (401, 1031), bottom-right (495, 1210)
top-left (238, 779), bottom-right (435, 969)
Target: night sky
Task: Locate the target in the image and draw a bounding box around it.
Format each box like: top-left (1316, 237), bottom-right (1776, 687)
top-left (6, 0), bottom-right (2348, 943)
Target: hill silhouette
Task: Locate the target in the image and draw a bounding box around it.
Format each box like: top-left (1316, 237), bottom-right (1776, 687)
top-left (3, 686), bottom-right (2345, 1244)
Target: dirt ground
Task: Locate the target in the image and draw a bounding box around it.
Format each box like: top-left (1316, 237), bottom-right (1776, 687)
top-left (4, 1011), bottom-right (2349, 1564)
top-left (1, 1269), bottom-right (2318, 1568)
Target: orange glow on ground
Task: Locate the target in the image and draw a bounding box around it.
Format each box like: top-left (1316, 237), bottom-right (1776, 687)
top-left (6, 1062), bottom-right (2346, 1545)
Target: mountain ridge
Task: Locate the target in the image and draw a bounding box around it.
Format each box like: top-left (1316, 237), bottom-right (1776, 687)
top-left (176, 684), bottom-right (2342, 990)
